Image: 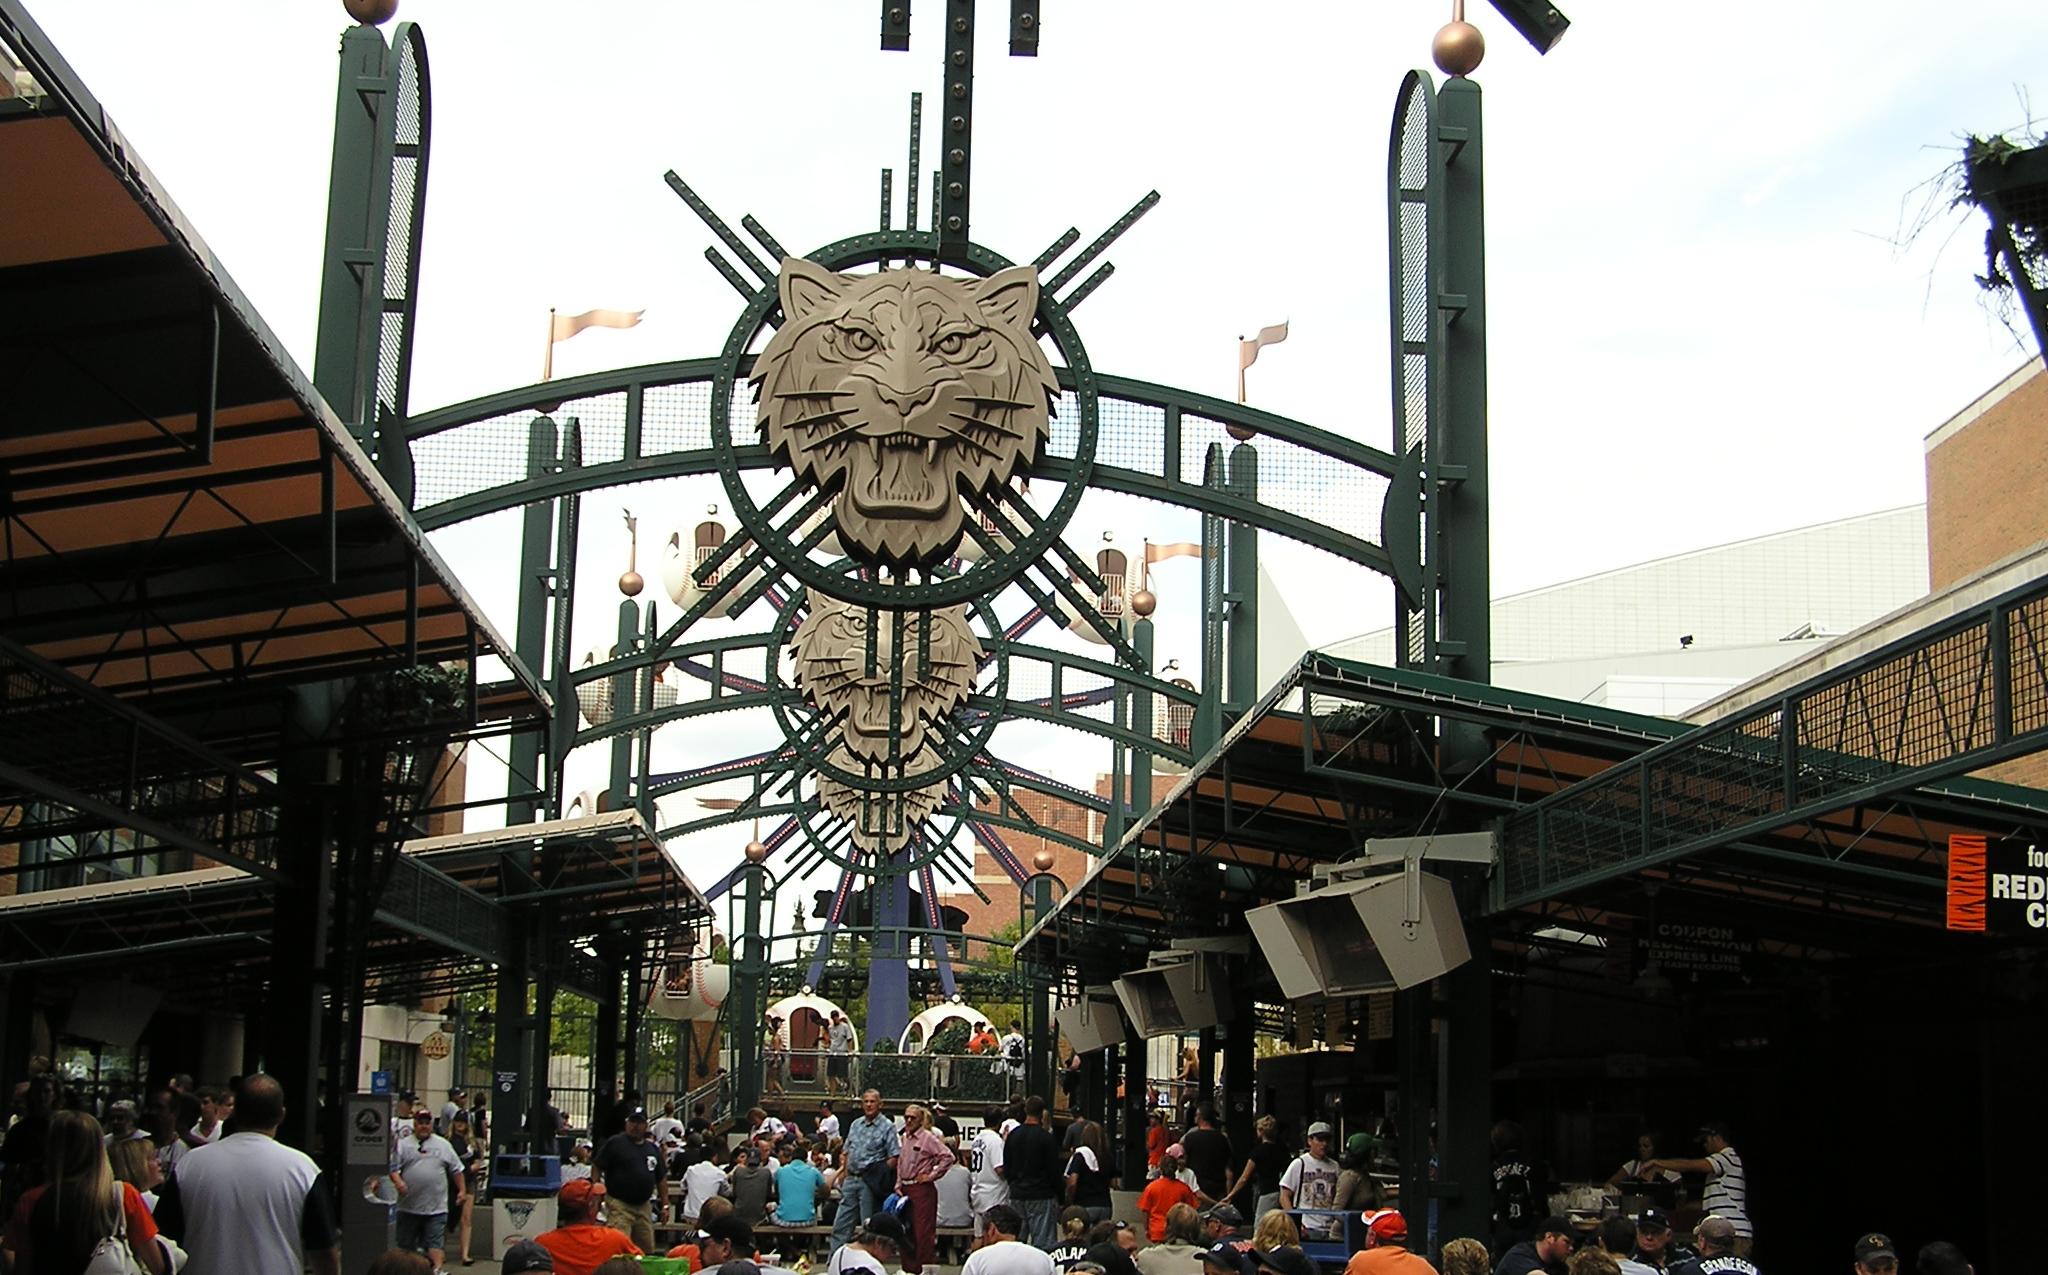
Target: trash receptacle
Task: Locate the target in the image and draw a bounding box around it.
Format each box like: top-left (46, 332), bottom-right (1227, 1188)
top-left (490, 1153), bottom-right (561, 1257)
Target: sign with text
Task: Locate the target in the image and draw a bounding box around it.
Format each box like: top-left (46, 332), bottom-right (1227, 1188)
top-left (370, 1071), bottom-right (393, 1096)
top-left (1641, 921), bottom-right (1753, 976)
top-left (1948, 834), bottom-right (2048, 937)
top-left (496, 1070), bottom-right (520, 1097)
top-left (347, 1095), bottom-right (394, 1166)
top-left (421, 1032), bottom-right (453, 1061)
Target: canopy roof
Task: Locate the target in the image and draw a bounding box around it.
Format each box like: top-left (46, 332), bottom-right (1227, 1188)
top-left (0, 1), bottom-right (546, 761)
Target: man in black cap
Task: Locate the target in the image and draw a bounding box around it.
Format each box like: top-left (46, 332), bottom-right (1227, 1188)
top-left (1200, 1204), bottom-right (1247, 1247)
top-left (501, 1238), bottom-right (556, 1273)
top-left (1853, 1233), bottom-right (1898, 1275)
top-left (1669, 1217), bottom-right (1757, 1275)
top-left (1199, 1238), bottom-right (1255, 1275)
top-left (1247, 1245), bottom-right (1316, 1275)
top-left (593, 1105), bottom-right (668, 1252)
top-left (1493, 1215), bottom-right (1574, 1275)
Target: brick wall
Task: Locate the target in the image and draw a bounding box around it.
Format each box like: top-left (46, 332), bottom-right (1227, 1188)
top-left (1926, 358), bottom-right (2048, 591)
top-left (942, 784), bottom-right (1100, 947)
top-left (1925, 357), bottom-right (2048, 786)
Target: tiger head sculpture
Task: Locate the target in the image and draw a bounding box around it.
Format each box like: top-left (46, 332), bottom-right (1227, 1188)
top-left (752, 258), bottom-right (1058, 568)
top-left (790, 596), bottom-right (983, 766)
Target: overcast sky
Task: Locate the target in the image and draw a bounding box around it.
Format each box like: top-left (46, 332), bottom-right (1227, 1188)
top-left (28, 0), bottom-right (2048, 931)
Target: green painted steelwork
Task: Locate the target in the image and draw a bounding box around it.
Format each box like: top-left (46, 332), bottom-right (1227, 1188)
top-left (1494, 574), bottom-right (2048, 912)
top-left (313, 21), bottom-right (431, 501)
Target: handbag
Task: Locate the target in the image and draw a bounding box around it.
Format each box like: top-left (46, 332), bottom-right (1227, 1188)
top-left (83, 1200), bottom-right (148, 1275)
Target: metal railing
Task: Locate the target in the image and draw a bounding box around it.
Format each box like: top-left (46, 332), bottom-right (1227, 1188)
top-left (1496, 576), bottom-right (2048, 909)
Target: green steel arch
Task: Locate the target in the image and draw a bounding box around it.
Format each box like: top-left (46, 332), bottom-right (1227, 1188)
top-left (401, 362), bottom-right (1420, 600)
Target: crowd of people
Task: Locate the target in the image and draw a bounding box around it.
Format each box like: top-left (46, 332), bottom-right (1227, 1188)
top-left (500, 1092), bottom-right (1985, 1275)
top-left (0, 1072), bottom-right (1989, 1275)
top-left (0, 1070), bottom-right (344, 1274)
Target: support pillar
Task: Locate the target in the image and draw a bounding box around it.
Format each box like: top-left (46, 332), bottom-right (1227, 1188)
top-left (491, 876), bottom-right (531, 1152)
top-left (529, 927), bottom-right (557, 1152)
top-left (1222, 1018), bottom-right (1255, 1154)
top-left (1195, 1026), bottom-right (1216, 1119)
top-left (733, 860), bottom-right (767, 1112)
top-left (1026, 876), bottom-right (1056, 1102)
top-left (268, 682), bottom-right (341, 1151)
top-left (623, 939), bottom-right (646, 1094)
top-left (1225, 444), bottom-right (1260, 711)
top-left (1438, 901), bottom-right (1493, 1250)
top-left (1080, 1047), bottom-right (1107, 1129)
top-left (507, 416), bottom-right (558, 826)
top-left (1394, 985), bottom-right (1435, 1245)
top-left (594, 944), bottom-right (622, 1115)
top-left (1121, 1024), bottom-right (1149, 1185)
top-left (0, 973), bottom-right (35, 1099)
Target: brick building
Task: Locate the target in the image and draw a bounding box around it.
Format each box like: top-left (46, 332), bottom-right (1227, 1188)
top-left (943, 784), bottom-right (1102, 946)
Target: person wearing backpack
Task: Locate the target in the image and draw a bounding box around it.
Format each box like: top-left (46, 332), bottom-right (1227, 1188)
top-left (4, 1110), bottom-right (169, 1274)
top-left (1000, 1023), bottom-right (1028, 1096)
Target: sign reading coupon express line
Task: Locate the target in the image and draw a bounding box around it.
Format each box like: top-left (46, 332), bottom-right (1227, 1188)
top-left (1948, 834), bottom-right (2048, 936)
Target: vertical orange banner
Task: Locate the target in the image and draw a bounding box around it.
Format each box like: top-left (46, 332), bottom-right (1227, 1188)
top-left (1947, 834), bottom-right (1987, 932)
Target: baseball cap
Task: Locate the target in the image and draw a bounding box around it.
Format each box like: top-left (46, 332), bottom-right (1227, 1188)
top-left (1696, 1216), bottom-right (1738, 1246)
top-left (1305, 1121), bottom-right (1335, 1140)
top-left (1202, 1203), bottom-right (1244, 1227)
top-left (625, 1105), bottom-right (649, 1121)
top-left (1248, 1248), bottom-right (1316, 1275)
top-left (1854, 1233), bottom-right (1898, 1264)
top-left (1365, 1210), bottom-right (1407, 1242)
top-left (559, 1178), bottom-right (607, 1210)
top-left (1695, 1120), bottom-right (1729, 1140)
top-left (1199, 1242), bottom-right (1244, 1268)
top-left (501, 1239), bottom-right (556, 1273)
top-left (1164, 1142), bottom-right (1187, 1159)
top-left (1636, 1208), bottom-right (1672, 1234)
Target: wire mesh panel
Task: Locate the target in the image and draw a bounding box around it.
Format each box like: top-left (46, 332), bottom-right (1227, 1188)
top-left (1387, 72), bottom-right (1438, 670)
top-left (1496, 581), bottom-right (2048, 910)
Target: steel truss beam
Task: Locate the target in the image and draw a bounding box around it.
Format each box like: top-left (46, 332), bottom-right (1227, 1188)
top-left (1495, 577), bottom-right (2048, 910)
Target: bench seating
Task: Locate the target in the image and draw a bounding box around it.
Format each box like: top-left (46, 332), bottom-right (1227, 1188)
top-left (650, 1221), bottom-right (980, 1262)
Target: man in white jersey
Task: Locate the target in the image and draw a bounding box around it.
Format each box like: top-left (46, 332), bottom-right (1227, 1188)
top-left (152, 1073), bottom-right (341, 1275)
top-left (969, 1105), bottom-right (1010, 1230)
top-left (1646, 1122), bottom-right (1750, 1256)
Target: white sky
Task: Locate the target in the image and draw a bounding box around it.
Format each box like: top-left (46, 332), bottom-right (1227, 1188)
top-left (29, 0), bottom-right (2048, 929)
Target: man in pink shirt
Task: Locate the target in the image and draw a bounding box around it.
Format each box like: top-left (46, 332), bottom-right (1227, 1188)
top-left (896, 1104), bottom-right (954, 1275)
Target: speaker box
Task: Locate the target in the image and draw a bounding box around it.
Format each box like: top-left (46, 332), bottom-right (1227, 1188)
top-left (1113, 953), bottom-right (1233, 1038)
top-left (65, 981), bottom-right (163, 1050)
top-left (1246, 870), bottom-right (1470, 998)
top-left (1054, 990), bottom-right (1126, 1053)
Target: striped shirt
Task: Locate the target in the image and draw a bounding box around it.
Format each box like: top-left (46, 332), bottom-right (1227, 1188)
top-left (1702, 1147), bottom-right (1749, 1238)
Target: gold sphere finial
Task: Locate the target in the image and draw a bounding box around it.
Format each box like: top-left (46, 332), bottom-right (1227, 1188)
top-left (619, 570), bottom-right (646, 598)
top-left (1130, 588), bottom-right (1158, 618)
top-left (1433, 20), bottom-right (1486, 77)
top-left (1031, 847), bottom-right (1057, 874)
top-left (1225, 423), bottom-right (1257, 442)
top-left (745, 839), bottom-right (770, 864)
top-left (343, 0), bottom-right (399, 25)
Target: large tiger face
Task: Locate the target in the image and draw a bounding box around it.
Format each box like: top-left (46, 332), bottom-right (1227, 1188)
top-left (752, 259), bottom-right (1057, 568)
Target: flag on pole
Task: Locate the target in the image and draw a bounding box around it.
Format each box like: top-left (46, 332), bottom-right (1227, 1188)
top-left (1237, 320), bottom-right (1289, 403)
top-left (1140, 540), bottom-right (1207, 590)
top-left (544, 307), bottom-right (645, 381)
top-left (1144, 541), bottom-right (1206, 564)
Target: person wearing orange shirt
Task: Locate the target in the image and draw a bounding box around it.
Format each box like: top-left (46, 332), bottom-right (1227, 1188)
top-left (1145, 1114), bottom-right (1169, 1177)
top-left (1137, 1147), bottom-right (1200, 1242)
top-left (1343, 1210), bottom-right (1435, 1275)
top-left (535, 1180), bottom-right (643, 1275)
